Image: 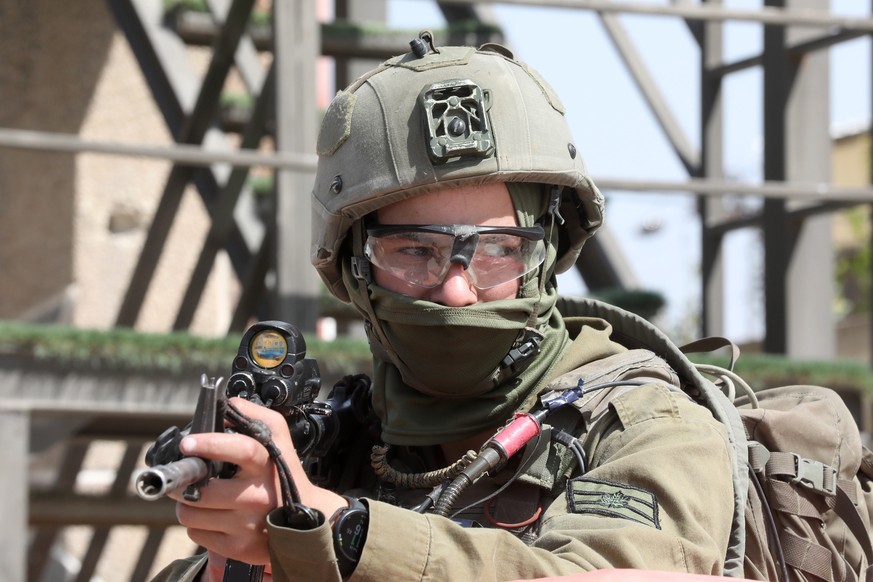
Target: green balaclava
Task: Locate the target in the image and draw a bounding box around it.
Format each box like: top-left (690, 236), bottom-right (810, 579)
top-left (343, 183), bottom-right (571, 446)
top-left (311, 41), bottom-right (607, 445)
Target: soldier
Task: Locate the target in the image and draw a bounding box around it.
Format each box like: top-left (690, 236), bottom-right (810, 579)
top-left (153, 38), bottom-right (735, 582)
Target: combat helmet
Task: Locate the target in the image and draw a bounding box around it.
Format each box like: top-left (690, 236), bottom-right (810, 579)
top-left (311, 33), bottom-right (605, 301)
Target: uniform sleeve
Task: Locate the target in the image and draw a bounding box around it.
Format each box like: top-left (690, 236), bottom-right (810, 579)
top-left (265, 508), bottom-right (343, 581)
top-left (266, 384), bottom-right (735, 582)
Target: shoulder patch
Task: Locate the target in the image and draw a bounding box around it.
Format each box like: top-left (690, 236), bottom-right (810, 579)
top-left (566, 477), bottom-right (661, 529)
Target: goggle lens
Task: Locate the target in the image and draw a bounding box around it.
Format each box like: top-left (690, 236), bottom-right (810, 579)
top-left (364, 225), bottom-right (546, 289)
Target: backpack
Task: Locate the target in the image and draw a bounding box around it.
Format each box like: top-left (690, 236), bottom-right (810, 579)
top-left (736, 384), bottom-right (873, 582)
top-left (555, 297), bottom-right (873, 582)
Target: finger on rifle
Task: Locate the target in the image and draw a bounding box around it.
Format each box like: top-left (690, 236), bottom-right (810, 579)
top-left (173, 471), bottom-right (279, 510)
top-left (228, 397), bottom-right (288, 430)
top-left (180, 431), bottom-right (270, 470)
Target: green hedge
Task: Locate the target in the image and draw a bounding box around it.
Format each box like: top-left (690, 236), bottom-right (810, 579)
top-left (688, 352), bottom-right (873, 395)
top-left (0, 321), bottom-right (371, 377)
top-left (1, 322), bottom-right (870, 395)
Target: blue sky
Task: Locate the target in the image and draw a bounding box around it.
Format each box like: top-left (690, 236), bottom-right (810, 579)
top-left (387, 0), bottom-right (871, 342)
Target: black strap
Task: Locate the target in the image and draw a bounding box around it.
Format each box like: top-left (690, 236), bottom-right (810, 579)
top-left (223, 560), bottom-right (265, 582)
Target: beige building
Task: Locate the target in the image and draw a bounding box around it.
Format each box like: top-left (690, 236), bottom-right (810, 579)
top-left (1, 2), bottom-right (240, 338)
top-left (833, 128), bottom-right (873, 362)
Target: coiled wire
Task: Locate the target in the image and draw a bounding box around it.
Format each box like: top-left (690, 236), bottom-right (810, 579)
top-left (370, 444), bottom-right (478, 489)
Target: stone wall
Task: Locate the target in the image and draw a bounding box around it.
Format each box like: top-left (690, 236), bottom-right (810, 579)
top-left (1, 0), bottom-right (239, 337)
top-left (0, 2), bottom-right (113, 323)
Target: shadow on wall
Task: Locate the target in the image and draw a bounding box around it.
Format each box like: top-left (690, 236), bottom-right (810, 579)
top-left (0, 2), bottom-right (115, 321)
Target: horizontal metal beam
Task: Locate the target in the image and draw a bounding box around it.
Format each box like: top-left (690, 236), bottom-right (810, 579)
top-left (171, 11), bottom-right (505, 61)
top-left (30, 492), bottom-right (178, 527)
top-left (440, 0), bottom-right (873, 31)
top-left (704, 201), bottom-right (859, 234)
top-left (0, 127), bottom-right (316, 171)
top-left (5, 127), bottom-right (872, 202)
top-left (596, 176), bottom-right (873, 202)
top-left (707, 28), bottom-right (869, 78)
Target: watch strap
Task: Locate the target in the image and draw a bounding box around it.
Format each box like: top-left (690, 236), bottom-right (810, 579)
top-left (332, 496), bottom-right (369, 578)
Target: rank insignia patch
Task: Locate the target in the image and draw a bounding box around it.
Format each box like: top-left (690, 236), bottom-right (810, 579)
top-left (566, 477), bottom-right (660, 529)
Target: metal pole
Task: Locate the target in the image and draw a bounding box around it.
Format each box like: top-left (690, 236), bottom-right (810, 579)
top-left (868, 0), bottom-right (873, 367)
top-left (700, 0), bottom-right (726, 338)
top-left (439, 0), bottom-right (873, 30)
top-left (762, 0), bottom-right (835, 358)
top-left (762, 0), bottom-right (794, 354)
top-left (0, 127), bottom-right (317, 171)
top-left (272, 0), bottom-right (321, 332)
top-left (0, 409), bottom-right (28, 582)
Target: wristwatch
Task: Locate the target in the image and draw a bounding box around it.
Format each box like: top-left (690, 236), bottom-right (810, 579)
top-left (330, 496), bottom-right (369, 578)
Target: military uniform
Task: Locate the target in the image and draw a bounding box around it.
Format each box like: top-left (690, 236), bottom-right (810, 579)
top-left (151, 37), bottom-right (739, 582)
top-left (152, 315), bottom-right (734, 581)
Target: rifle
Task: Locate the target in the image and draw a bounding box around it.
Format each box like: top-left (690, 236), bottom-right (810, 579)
top-left (133, 321), bottom-right (375, 581)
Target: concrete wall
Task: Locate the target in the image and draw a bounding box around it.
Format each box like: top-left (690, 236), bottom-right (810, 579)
top-left (0, 2), bottom-right (113, 323)
top-left (1, 0), bottom-right (239, 337)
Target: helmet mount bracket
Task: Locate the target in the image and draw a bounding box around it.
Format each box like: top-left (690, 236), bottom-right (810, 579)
top-left (419, 79), bottom-right (494, 164)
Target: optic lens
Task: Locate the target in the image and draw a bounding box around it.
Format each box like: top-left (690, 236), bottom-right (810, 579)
top-left (250, 330), bottom-right (288, 369)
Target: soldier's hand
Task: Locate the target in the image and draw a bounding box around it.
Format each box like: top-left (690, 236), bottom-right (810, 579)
top-left (170, 398), bottom-right (346, 566)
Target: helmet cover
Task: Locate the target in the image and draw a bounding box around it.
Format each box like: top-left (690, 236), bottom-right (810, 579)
top-left (312, 39), bottom-right (605, 301)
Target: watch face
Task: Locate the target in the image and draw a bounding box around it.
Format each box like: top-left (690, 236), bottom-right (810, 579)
top-left (336, 510), bottom-right (368, 561)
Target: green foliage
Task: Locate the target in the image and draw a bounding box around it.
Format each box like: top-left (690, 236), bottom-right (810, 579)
top-left (163, 0), bottom-right (207, 13)
top-left (219, 92), bottom-right (254, 109)
top-left (589, 288), bottom-right (666, 321)
top-left (689, 351), bottom-right (873, 395)
top-left (835, 206), bottom-right (871, 315)
top-left (248, 174), bottom-right (275, 198)
top-left (3, 323), bottom-right (870, 396)
top-left (163, 0), bottom-right (271, 25)
top-left (0, 322), bottom-right (371, 377)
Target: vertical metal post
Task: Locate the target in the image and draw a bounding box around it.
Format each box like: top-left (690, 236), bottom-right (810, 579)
top-left (869, 3), bottom-right (873, 367)
top-left (0, 409), bottom-right (27, 582)
top-left (700, 0), bottom-right (726, 338)
top-left (762, 0), bottom-right (834, 357)
top-left (334, 0), bottom-right (387, 90)
top-left (761, 2), bottom-right (793, 353)
top-left (272, 0), bottom-right (321, 332)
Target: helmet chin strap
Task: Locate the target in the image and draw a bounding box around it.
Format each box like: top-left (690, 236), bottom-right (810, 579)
top-left (500, 186), bottom-right (562, 378)
top-left (349, 219), bottom-right (398, 368)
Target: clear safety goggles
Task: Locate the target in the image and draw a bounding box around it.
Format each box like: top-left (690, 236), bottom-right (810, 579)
top-left (364, 224), bottom-right (546, 289)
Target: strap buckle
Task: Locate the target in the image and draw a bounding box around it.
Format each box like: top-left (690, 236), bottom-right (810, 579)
top-left (350, 256), bottom-right (372, 282)
top-left (792, 454), bottom-right (837, 496)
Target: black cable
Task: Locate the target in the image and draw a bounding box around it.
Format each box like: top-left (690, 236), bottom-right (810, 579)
top-left (749, 467), bottom-right (790, 582)
top-left (551, 428), bottom-right (587, 475)
top-left (582, 379), bottom-right (648, 394)
top-left (448, 431), bottom-right (545, 521)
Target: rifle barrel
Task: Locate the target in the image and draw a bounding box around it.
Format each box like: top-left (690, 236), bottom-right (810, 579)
top-left (134, 457), bottom-right (209, 500)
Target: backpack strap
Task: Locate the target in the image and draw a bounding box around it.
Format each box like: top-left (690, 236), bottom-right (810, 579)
top-left (558, 296), bottom-right (750, 577)
top-left (749, 444), bottom-right (873, 582)
top-left (831, 485), bottom-right (873, 582)
top-left (680, 336), bottom-right (741, 371)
